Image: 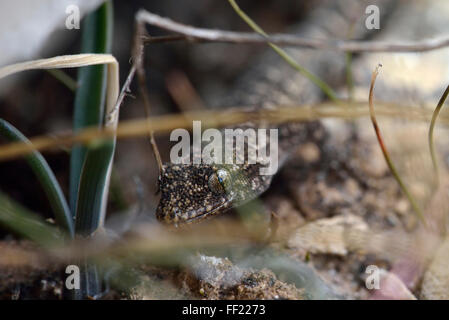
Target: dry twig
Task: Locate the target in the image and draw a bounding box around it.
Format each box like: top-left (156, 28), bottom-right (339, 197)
top-left (133, 18), bottom-right (164, 174)
top-left (0, 102), bottom-right (446, 162)
top-left (136, 10), bottom-right (449, 53)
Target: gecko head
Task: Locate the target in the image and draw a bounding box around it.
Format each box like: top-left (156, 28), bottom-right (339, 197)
top-left (156, 163), bottom-right (236, 225)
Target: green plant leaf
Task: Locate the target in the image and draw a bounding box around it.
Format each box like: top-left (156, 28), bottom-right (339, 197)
top-left (70, 1), bottom-right (113, 215)
top-left (73, 138), bottom-right (115, 299)
top-left (75, 139), bottom-right (115, 236)
top-left (69, 1), bottom-right (114, 300)
top-left (0, 191), bottom-right (63, 247)
top-left (0, 119), bottom-right (74, 236)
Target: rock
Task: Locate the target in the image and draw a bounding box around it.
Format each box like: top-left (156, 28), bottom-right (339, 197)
top-left (369, 269), bottom-right (417, 300)
top-left (287, 214), bottom-right (368, 255)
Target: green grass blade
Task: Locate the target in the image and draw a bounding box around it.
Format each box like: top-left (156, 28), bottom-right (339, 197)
top-left (227, 0), bottom-right (339, 103)
top-left (0, 191), bottom-right (63, 247)
top-left (69, 1), bottom-right (114, 300)
top-left (47, 69), bottom-right (78, 92)
top-left (75, 139), bottom-right (114, 236)
top-left (70, 1), bottom-right (113, 215)
top-left (73, 139), bottom-right (114, 299)
top-left (0, 119), bottom-right (74, 236)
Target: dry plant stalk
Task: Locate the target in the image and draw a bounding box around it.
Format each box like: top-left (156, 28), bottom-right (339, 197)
top-left (0, 54), bottom-right (119, 129)
top-left (136, 10), bottom-right (449, 53)
top-left (133, 19), bottom-right (164, 173)
top-left (0, 219), bottom-right (257, 268)
top-left (0, 102), bottom-right (447, 162)
top-left (428, 84), bottom-right (449, 187)
top-left (368, 64), bottom-right (425, 224)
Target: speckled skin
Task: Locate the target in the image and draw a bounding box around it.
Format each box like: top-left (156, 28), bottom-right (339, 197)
top-left (157, 121), bottom-right (285, 224)
top-left (156, 0), bottom-right (396, 225)
top-left (156, 120), bottom-right (326, 224)
top-left (157, 163), bottom-right (261, 224)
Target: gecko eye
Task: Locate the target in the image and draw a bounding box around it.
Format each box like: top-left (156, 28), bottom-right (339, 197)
top-left (208, 169), bottom-right (231, 194)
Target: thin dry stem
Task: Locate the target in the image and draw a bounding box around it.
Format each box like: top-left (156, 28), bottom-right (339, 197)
top-left (136, 10), bottom-right (449, 53)
top-left (428, 84), bottom-right (449, 188)
top-left (133, 19), bottom-right (164, 175)
top-left (368, 64), bottom-right (425, 224)
top-left (0, 102), bottom-right (446, 163)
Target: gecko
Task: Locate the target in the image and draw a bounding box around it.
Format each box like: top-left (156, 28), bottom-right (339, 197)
top-left (155, 0), bottom-right (397, 225)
